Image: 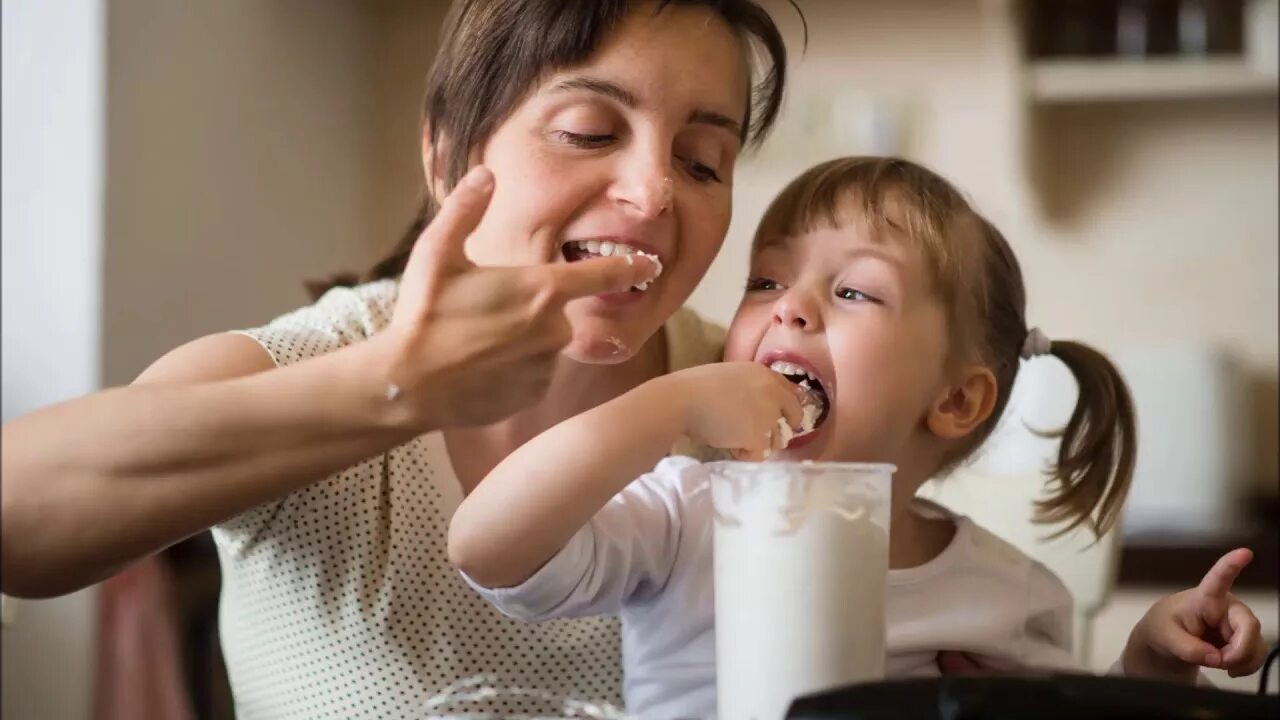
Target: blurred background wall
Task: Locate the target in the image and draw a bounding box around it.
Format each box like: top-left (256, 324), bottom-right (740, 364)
top-left (2, 0), bottom-right (1275, 717)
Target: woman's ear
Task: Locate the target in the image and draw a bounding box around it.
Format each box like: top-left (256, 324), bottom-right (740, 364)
top-left (926, 365), bottom-right (998, 441)
top-left (421, 122), bottom-right (450, 200)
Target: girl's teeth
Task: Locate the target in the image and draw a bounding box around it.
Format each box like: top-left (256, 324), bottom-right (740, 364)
top-left (768, 360), bottom-right (820, 385)
top-left (586, 239), bottom-right (601, 253)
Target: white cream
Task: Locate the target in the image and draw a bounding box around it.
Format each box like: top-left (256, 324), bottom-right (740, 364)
top-left (769, 367), bottom-right (826, 446)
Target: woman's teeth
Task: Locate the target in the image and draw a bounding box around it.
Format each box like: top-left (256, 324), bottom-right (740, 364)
top-left (563, 240), bottom-right (664, 292)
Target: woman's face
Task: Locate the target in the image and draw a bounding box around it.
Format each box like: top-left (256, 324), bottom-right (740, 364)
top-left (435, 4), bottom-right (749, 363)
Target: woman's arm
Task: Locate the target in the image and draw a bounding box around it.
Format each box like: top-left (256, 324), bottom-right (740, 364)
top-left (1, 166), bottom-right (658, 599)
top-left (449, 362), bottom-right (803, 589)
top-left (1, 332), bottom-right (419, 598)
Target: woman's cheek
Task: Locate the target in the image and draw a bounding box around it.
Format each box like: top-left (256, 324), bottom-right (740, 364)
top-left (682, 200), bottom-right (731, 264)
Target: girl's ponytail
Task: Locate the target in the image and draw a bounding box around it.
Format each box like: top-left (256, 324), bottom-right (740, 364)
top-left (1035, 340), bottom-right (1137, 538)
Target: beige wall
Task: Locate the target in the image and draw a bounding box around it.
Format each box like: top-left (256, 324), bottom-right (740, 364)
top-left (687, 0), bottom-right (1279, 490)
top-left (103, 0), bottom-right (384, 385)
top-left (102, 0), bottom-right (451, 387)
top-left (366, 0), bottom-right (452, 255)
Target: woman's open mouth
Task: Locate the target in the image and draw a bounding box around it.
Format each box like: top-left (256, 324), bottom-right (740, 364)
top-left (561, 239), bottom-right (663, 293)
top-left (767, 360), bottom-right (831, 437)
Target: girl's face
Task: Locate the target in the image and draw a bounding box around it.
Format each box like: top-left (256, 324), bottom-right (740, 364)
top-left (723, 216), bottom-right (957, 471)
top-left (439, 4), bottom-right (748, 363)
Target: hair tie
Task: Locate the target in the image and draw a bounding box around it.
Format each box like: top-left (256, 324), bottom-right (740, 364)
top-left (1020, 327), bottom-right (1052, 359)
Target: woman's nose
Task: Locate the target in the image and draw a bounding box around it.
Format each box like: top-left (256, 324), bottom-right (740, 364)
top-left (611, 153), bottom-right (672, 219)
top-left (772, 289), bottom-right (821, 331)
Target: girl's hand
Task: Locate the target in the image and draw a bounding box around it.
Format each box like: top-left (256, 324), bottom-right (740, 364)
top-left (671, 362), bottom-right (805, 461)
top-left (383, 166), bottom-right (659, 429)
top-left (1123, 548), bottom-right (1268, 683)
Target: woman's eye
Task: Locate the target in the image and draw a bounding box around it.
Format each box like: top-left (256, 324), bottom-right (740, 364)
top-left (676, 155), bottom-right (722, 184)
top-left (746, 276), bottom-right (782, 292)
top-left (688, 161), bottom-right (721, 184)
top-left (555, 131), bottom-right (615, 149)
top-left (835, 286), bottom-right (878, 303)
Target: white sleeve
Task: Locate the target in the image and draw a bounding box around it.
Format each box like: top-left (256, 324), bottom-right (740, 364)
top-left (462, 456), bottom-right (700, 623)
top-left (1020, 561), bottom-right (1085, 672)
top-left (230, 280), bottom-right (398, 369)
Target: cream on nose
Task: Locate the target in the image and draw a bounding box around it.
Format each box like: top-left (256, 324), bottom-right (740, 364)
top-left (637, 175), bottom-right (672, 217)
top-left (623, 173), bottom-right (671, 217)
top-left (659, 176), bottom-right (673, 211)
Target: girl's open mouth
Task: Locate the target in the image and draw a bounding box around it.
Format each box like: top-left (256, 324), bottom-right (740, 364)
top-left (767, 360), bottom-right (830, 436)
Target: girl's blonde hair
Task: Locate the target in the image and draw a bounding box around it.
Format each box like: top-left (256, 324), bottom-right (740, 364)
top-left (753, 157), bottom-right (1136, 538)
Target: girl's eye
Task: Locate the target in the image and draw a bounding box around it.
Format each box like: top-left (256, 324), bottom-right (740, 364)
top-left (556, 131), bottom-right (615, 149)
top-left (836, 286), bottom-right (878, 303)
top-left (746, 276), bottom-right (782, 292)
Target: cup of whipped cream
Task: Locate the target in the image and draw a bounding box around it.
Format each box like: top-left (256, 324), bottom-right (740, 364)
top-left (704, 460), bottom-right (893, 720)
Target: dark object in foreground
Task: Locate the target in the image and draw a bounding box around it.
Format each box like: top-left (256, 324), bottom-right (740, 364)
top-left (786, 674), bottom-right (1278, 720)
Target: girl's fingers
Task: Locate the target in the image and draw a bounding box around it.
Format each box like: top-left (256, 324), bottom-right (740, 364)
top-left (1222, 602), bottom-right (1265, 675)
top-left (1196, 548), bottom-right (1252, 599)
top-left (1159, 623), bottom-right (1223, 668)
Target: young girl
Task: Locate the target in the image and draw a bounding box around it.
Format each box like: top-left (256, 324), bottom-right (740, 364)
top-left (448, 157), bottom-right (1267, 718)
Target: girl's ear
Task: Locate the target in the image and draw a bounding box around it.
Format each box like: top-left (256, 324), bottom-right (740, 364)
top-left (926, 365), bottom-right (997, 440)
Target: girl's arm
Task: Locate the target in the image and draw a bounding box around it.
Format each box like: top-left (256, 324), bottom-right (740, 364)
top-left (448, 362), bottom-right (803, 590)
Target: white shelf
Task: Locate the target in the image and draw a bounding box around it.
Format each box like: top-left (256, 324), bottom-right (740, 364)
top-left (1028, 57), bottom-right (1279, 103)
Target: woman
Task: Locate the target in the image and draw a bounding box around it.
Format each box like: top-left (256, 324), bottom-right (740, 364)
top-left (1, 0), bottom-right (790, 716)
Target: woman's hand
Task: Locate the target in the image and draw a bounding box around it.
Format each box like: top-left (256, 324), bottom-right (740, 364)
top-left (385, 166), bottom-right (659, 429)
top-left (1123, 548), bottom-right (1268, 683)
top-left (670, 362), bottom-right (804, 461)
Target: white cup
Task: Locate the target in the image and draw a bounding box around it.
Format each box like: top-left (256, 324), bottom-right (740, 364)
top-left (704, 461), bottom-right (894, 720)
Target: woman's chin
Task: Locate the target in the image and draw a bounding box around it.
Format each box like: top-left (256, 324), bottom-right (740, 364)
top-left (564, 332), bottom-right (637, 364)
top-left (561, 312), bottom-right (664, 365)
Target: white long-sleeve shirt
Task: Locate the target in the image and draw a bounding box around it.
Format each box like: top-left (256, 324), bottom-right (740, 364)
top-left (465, 457), bottom-right (1084, 719)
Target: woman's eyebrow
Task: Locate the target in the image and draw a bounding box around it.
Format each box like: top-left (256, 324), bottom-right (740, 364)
top-left (551, 75), bottom-right (742, 137)
top-left (690, 109), bottom-right (741, 137)
top-left (552, 76), bottom-right (637, 106)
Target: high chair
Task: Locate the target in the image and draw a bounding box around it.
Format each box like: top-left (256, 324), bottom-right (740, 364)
top-left (917, 356), bottom-right (1122, 664)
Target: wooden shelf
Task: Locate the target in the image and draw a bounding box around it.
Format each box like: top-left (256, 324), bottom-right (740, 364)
top-left (1028, 57), bottom-right (1278, 103)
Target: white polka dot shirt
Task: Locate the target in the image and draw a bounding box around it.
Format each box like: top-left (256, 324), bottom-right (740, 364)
top-left (216, 279), bottom-right (726, 719)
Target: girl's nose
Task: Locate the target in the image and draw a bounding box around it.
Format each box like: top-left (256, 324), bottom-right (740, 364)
top-left (772, 288), bottom-right (820, 331)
